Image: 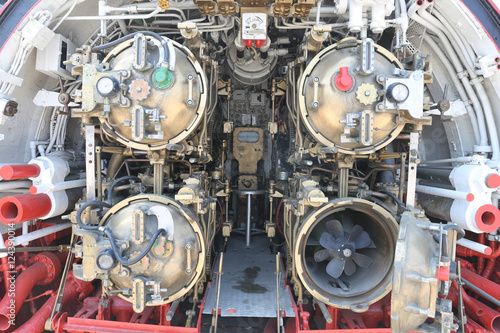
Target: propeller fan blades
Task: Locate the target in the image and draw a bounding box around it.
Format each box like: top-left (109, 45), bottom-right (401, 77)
top-left (314, 219), bottom-right (373, 278)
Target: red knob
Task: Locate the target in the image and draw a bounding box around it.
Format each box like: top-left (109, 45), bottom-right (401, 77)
top-left (335, 67), bottom-right (353, 92)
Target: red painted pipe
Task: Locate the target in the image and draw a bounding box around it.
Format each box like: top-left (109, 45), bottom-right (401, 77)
top-left (465, 317), bottom-right (487, 333)
top-left (475, 205), bottom-right (500, 233)
top-left (13, 277), bottom-right (94, 333)
top-left (0, 194), bottom-right (51, 225)
top-left (448, 285), bottom-right (500, 332)
top-left (462, 268), bottom-right (500, 301)
top-left (459, 259), bottom-right (477, 273)
top-left (483, 242), bottom-right (497, 279)
top-left (0, 258), bottom-right (11, 292)
top-left (462, 291), bottom-right (500, 333)
top-left (0, 262), bottom-right (48, 330)
top-left (0, 164), bottom-right (40, 181)
top-left (457, 242), bottom-right (500, 258)
top-left (477, 234), bottom-right (486, 275)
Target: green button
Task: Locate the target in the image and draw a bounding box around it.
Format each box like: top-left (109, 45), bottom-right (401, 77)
top-left (152, 67), bottom-right (174, 89)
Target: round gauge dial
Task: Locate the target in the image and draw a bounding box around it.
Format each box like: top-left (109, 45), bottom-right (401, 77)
top-left (96, 248), bottom-right (116, 271)
top-left (387, 83), bottom-right (410, 103)
top-left (96, 76), bottom-right (119, 97)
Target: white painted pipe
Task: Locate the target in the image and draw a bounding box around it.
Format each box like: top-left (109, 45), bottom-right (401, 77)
top-left (12, 223), bottom-right (72, 247)
top-left (420, 156), bottom-right (476, 164)
top-left (423, 36), bottom-right (481, 145)
top-left (457, 238), bottom-right (492, 255)
top-left (416, 184), bottom-right (474, 201)
top-left (414, 5), bottom-right (500, 160)
top-left (30, 179), bottom-right (86, 194)
top-left (0, 234), bottom-right (7, 258)
top-left (397, 0), bottom-right (408, 46)
top-left (0, 180), bottom-right (32, 191)
top-left (21, 221), bottom-right (29, 246)
top-left (61, 7), bottom-right (162, 21)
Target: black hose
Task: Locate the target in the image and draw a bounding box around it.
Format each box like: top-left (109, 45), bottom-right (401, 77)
top-left (104, 228), bottom-right (166, 266)
top-left (367, 196), bottom-right (397, 216)
top-left (92, 31), bottom-right (169, 65)
top-left (76, 200), bottom-right (112, 230)
top-left (108, 175), bottom-right (142, 204)
top-left (377, 190), bottom-right (406, 208)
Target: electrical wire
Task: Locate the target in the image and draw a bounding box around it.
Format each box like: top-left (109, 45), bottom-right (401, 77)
top-left (51, 0), bottom-right (79, 31)
top-left (108, 175), bottom-right (142, 204)
top-left (76, 201), bottom-right (112, 230)
top-left (104, 227), bottom-right (166, 266)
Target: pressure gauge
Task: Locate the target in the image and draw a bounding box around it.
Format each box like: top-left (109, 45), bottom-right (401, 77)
top-left (96, 76), bottom-right (119, 97)
top-left (387, 83), bottom-right (410, 103)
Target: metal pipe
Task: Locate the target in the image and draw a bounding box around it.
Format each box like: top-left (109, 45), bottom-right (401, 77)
top-left (460, 288), bottom-right (500, 332)
top-left (166, 299), bottom-right (180, 322)
top-left (461, 268), bottom-right (500, 302)
top-left (420, 156), bottom-right (475, 164)
top-left (0, 235), bottom-right (8, 292)
top-left (417, 167), bottom-right (451, 182)
top-left (0, 245), bottom-right (70, 253)
top-left (416, 184), bottom-right (474, 202)
top-left (0, 180), bottom-right (32, 191)
top-left (418, 9), bottom-right (497, 154)
top-left (317, 301), bottom-right (333, 324)
top-left (61, 7), bottom-right (162, 21)
top-left (462, 278), bottom-right (500, 308)
top-left (422, 35), bottom-right (481, 145)
top-left (414, 6), bottom-right (500, 159)
top-left (96, 147), bottom-right (102, 201)
top-left (29, 179), bottom-right (86, 194)
top-left (457, 238), bottom-right (492, 255)
top-left (11, 224), bottom-right (72, 247)
top-left (246, 195), bottom-right (251, 247)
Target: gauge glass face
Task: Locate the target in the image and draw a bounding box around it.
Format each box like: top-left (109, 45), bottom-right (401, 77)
top-left (97, 77), bottom-right (117, 96)
top-left (97, 253), bottom-right (114, 270)
top-left (390, 83), bottom-right (409, 103)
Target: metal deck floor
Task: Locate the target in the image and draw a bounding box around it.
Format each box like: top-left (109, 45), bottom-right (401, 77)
top-left (203, 235), bottom-right (296, 318)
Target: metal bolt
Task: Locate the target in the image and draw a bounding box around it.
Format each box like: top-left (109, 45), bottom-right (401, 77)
top-left (121, 243), bottom-right (127, 249)
top-left (121, 71), bottom-right (128, 76)
top-left (121, 99), bottom-right (127, 105)
top-left (186, 269), bottom-right (192, 275)
top-left (187, 100), bottom-right (194, 106)
top-left (343, 249), bottom-right (352, 257)
top-left (377, 104), bottom-right (384, 110)
top-left (365, 91), bottom-right (370, 96)
top-left (137, 87), bottom-right (142, 92)
top-left (185, 243), bottom-right (192, 250)
top-left (187, 74), bottom-right (194, 80)
top-left (312, 102), bottom-right (319, 108)
top-left (313, 77), bottom-right (319, 82)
